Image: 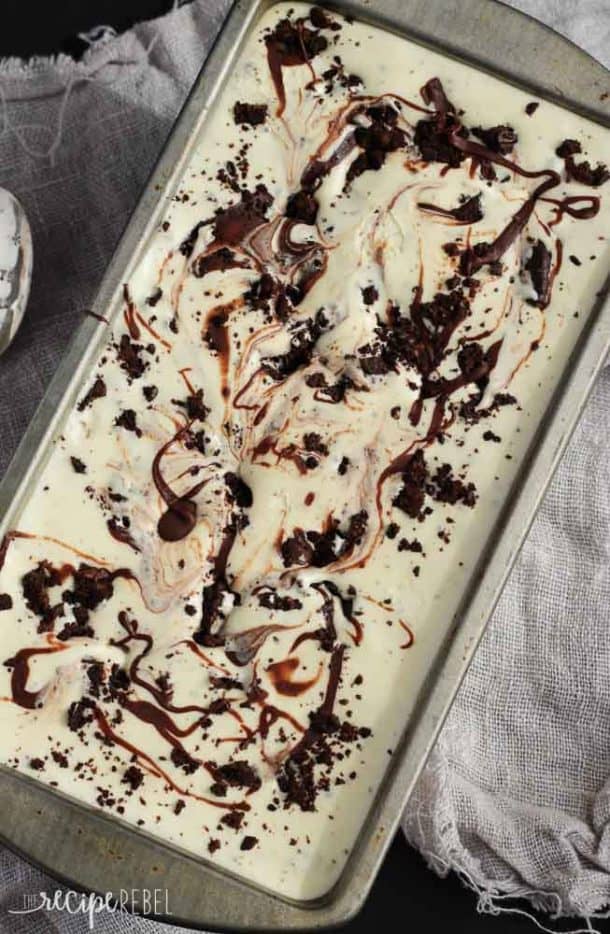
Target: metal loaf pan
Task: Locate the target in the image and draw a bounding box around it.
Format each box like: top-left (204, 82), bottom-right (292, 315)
top-left (0, 0), bottom-right (608, 929)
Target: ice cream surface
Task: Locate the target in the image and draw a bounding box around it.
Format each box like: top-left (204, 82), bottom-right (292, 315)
top-left (0, 2), bottom-right (609, 901)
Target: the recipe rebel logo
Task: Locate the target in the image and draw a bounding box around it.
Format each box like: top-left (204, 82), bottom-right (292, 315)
top-left (7, 887), bottom-right (172, 929)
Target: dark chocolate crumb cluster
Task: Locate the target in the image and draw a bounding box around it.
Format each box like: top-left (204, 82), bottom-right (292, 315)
top-left (393, 449), bottom-right (476, 521)
top-left (281, 510), bottom-right (368, 568)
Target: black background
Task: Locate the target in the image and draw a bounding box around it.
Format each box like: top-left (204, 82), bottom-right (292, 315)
top-left (0, 2), bottom-right (604, 932)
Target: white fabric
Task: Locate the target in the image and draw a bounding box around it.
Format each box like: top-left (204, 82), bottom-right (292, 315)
top-left (0, 2), bottom-right (608, 930)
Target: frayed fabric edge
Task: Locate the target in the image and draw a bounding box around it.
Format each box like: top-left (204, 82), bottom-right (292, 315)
top-left (0, 11), bottom-right (169, 162)
top-left (412, 844), bottom-right (610, 934)
top-left (0, 2), bottom-right (188, 80)
top-left (0, 54), bottom-right (87, 78)
top-left (404, 741), bottom-right (610, 933)
top-left (0, 27), bottom-right (120, 78)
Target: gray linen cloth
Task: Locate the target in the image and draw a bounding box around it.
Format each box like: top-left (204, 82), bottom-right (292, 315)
top-left (0, 1), bottom-right (609, 931)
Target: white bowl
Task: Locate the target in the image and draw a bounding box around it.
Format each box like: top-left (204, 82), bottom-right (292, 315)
top-left (0, 188), bottom-right (33, 356)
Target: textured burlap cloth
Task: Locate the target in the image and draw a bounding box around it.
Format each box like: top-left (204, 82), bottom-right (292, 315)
top-left (0, 1), bottom-right (609, 931)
